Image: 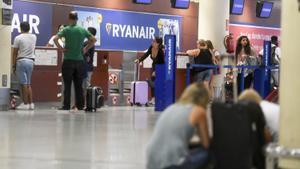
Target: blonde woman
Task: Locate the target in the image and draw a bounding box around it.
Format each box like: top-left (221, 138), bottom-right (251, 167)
top-left (186, 40), bottom-right (214, 92)
top-left (238, 89), bottom-right (272, 169)
top-left (146, 83), bottom-right (210, 169)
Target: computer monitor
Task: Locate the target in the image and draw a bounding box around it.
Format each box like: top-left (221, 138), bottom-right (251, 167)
top-left (230, 0), bottom-right (245, 15)
top-left (133, 0), bottom-right (152, 4)
top-left (256, 1), bottom-right (274, 18)
top-left (171, 0), bottom-right (190, 9)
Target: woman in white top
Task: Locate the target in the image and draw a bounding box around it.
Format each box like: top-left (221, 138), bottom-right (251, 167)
top-left (46, 24), bottom-right (65, 47)
top-left (206, 40), bottom-right (222, 100)
top-left (235, 36), bottom-right (258, 94)
top-left (238, 89), bottom-right (278, 141)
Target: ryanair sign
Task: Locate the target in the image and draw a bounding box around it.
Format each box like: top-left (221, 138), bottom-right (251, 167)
top-left (11, 0), bottom-right (182, 50)
top-left (76, 7), bottom-right (182, 51)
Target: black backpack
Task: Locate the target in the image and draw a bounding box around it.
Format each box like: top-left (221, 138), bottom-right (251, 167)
top-left (271, 46), bottom-right (279, 65)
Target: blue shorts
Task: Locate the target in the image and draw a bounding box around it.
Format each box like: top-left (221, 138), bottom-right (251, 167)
top-left (194, 69), bottom-right (213, 83)
top-left (16, 59), bottom-right (34, 85)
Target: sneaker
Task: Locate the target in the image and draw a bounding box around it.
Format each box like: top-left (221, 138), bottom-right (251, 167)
top-left (29, 103), bottom-right (35, 110)
top-left (149, 98), bottom-right (155, 105)
top-left (16, 103), bottom-right (30, 110)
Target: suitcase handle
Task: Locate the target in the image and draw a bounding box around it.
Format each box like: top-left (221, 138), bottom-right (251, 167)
top-left (134, 62), bottom-right (140, 81)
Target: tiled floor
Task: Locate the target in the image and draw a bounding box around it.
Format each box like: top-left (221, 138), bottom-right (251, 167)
top-left (0, 105), bottom-right (159, 169)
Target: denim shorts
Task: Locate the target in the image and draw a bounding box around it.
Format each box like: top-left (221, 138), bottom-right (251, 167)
top-left (194, 69), bottom-right (213, 82)
top-left (16, 59), bottom-right (34, 85)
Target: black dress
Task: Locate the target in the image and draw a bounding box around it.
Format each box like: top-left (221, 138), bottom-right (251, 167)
top-left (139, 46), bottom-right (165, 72)
top-left (138, 46), bottom-right (164, 97)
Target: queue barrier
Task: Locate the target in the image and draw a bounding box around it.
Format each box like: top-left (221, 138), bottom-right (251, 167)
top-left (186, 64), bottom-right (279, 98)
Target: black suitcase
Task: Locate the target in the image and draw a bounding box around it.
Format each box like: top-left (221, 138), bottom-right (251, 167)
top-left (211, 102), bottom-right (253, 169)
top-left (85, 86), bottom-right (104, 112)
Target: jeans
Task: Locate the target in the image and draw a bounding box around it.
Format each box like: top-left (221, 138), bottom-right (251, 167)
top-left (271, 70), bottom-right (279, 87)
top-left (164, 147), bottom-right (209, 169)
top-left (147, 75), bottom-right (155, 98)
top-left (62, 60), bottom-right (85, 109)
top-left (237, 73), bottom-right (253, 94)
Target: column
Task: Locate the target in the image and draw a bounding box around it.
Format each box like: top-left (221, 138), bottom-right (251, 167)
top-left (198, 0), bottom-right (229, 53)
top-left (0, 6), bottom-right (12, 110)
top-left (279, 0), bottom-right (300, 168)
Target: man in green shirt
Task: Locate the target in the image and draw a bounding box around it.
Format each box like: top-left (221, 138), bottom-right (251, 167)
top-left (54, 11), bottom-right (96, 110)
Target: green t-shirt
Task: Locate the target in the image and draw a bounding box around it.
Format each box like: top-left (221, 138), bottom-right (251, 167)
top-left (57, 24), bottom-right (92, 60)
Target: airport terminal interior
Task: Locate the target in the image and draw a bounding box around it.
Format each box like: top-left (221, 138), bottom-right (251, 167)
top-left (0, 0), bottom-right (300, 169)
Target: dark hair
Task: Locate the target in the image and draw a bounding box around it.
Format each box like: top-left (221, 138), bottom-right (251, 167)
top-left (20, 22), bottom-right (30, 33)
top-left (155, 37), bottom-right (163, 49)
top-left (57, 24), bottom-right (65, 31)
top-left (271, 36), bottom-right (278, 46)
top-left (235, 36), bottom-right (251, 60)
top-left (206, 40), bottom-right (214, 50)
top-left (69, 11), bottom-right (78, 21)
top-left (88, 27), bottom-right (97, 36)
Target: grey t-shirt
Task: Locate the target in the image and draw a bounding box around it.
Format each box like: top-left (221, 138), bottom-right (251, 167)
top-left (146, 103), bottom-right (195, 169)
top-left (13, 33), bottom-right (37, 59)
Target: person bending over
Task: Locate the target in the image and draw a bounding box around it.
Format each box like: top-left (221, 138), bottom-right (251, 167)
top-left (135, 37), bottom-right (164, 104)
top-left (238, 89), bottom-right (273, 169)
top-left (239, 89), bottom-right (279, 141)
top-left (146, 83), bottom-right (210, 169)
top-left (186, 40), bottom-right (214, 92)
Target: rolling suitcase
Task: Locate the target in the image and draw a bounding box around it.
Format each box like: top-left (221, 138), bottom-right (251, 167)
top-left (130, 63), bottom-right (148, 106)
top-left (85, 86), bottom-right (104, 112)
top-left (211, 102), bottom-right (253, 169)
top-left (130, 81), bottom-right (148, 106)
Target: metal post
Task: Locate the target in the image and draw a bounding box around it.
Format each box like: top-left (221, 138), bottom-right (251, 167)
top-left (239, 68), bottom-right (245, 92)
top-left (186, 63), bottom-right (191, 87)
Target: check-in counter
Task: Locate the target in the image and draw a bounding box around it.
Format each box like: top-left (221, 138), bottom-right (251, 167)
top-left (32, 47), bottom-right (109, 102)
top-left (31, 47), bottom-right (187, 102)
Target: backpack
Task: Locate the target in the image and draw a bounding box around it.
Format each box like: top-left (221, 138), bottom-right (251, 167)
top-left (271, 46), bottom-right (280, 65)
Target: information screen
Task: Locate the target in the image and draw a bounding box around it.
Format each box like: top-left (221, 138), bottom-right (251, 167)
top-left (231, 0), bottom-right (245, 15)
top-left (175, 0), bottom-right (190, 9)
top-left (2, 9), bottom-right (12, 25)
top-left (134, 0), bottom-right (152, 4)
top-left (260, 2), bottom-right (273, 18)
top-left (3, 0), bottom-right (12, 5)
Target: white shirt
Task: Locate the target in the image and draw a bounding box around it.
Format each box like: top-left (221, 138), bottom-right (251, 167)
top-left (48, 35), bottom-right (64, 48)
top-left (13, 33), bottom-right (37, 59)
top-left (260, 100), bottom-right (280, 137)
top-left (259, 44), bottom-right (281, 62)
